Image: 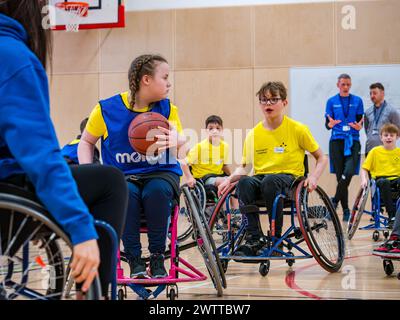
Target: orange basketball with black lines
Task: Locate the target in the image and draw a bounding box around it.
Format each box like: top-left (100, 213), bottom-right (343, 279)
top-left (128, 112), bottom-right (170, 155)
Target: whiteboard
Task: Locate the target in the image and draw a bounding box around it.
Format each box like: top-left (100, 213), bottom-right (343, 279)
top-left (290, 65), bottom-right (400, 154)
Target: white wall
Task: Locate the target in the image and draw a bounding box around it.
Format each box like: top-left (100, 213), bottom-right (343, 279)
top-left (290, 64), bottom-right (400, 154)
top-left (124, 0), bottom-right (333, 11)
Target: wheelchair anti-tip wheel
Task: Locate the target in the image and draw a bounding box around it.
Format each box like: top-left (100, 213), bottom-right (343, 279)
top-left (383, 260), bottom-right (394, 276)
top-left (259, 261), bottom-right (270, 277)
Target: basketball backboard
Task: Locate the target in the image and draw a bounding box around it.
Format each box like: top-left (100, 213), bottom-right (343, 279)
top-left (49, 0), bottom-right (125, 31)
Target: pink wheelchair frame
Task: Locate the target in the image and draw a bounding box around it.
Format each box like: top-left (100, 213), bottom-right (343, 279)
top-left (116, 205), bottom-right (207, 300)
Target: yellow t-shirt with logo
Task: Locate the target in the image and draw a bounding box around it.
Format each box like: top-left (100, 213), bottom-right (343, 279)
top-left (86, 92), bottom-right (183, 139)
top-left (241, 116), bottom-right (319, 177)
top-left (187, 139), bottom-right (229, 179)
top-left (362, 146), bottom-right (400, 180)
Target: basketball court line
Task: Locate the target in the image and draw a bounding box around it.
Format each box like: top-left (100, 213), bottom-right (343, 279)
top-left (177, 232), bottom-right (383, 299)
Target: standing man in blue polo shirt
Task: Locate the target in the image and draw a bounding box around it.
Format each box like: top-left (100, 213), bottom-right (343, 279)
top-left (325, 73), bottom-right (364, 222)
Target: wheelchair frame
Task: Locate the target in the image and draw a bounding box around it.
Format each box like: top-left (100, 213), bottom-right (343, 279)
top-left (208, 179), bottom-right (345, 277)
top-left (115, 185), bottom-right (225, 300)
top-left (348, 179), bottom-right (400, 241)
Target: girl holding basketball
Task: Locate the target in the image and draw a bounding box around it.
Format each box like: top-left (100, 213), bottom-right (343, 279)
top-left (79, 54), bottom-right (188, 279)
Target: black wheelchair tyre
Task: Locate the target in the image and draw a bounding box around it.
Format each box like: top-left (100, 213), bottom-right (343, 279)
top-left (348, 186), bottom-right (370, 240)
top-left (182, 187), bottom-right (225, 296)
top-left (295, 182), bottom-right (345, 273)
top-left (174, 182), bottom-right (207, 243)
top-left (190, 188), bottom-right (227, 289)
top-left (0, 192), bottom-right (102, 300)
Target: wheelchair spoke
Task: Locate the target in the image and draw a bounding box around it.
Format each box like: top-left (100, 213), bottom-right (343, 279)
top-left (3, 215), bottom-right (29, 257)
top-left (297, 184), bottom-right (344, 272)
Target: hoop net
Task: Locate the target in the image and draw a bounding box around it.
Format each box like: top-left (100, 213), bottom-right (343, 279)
top-left (55, 2), bottom-right (89, 32)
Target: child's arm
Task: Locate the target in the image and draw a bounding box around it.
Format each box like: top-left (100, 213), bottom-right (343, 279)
top-left (360, 168), bottom-right (369, 189)
top-left (179, 159), bottom-right (196, 188)
top-left (304, 148), bottom-right (328, 192)
top-left (218, 164), bottom-right (252, 196)
top-left (78, 129), bottom-right (99, 164)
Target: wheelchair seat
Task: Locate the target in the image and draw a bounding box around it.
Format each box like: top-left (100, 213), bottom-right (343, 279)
top-left (0, 181), bottom-right (39, 202)
top-left (0, 181), bottom-right (59, 228)
top-left (252, 177), bottom-right (303, 210)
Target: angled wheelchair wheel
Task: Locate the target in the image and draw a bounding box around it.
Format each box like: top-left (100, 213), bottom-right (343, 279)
top-left (348, 185), bottom-right (370, 240)
top-left (173, 194), bottom-right (194, 243)
top-left (173, 182), bottom-right (210, 243)
top-left (191, 189), bottom-right (227, 289)
top-left (182, 187), bottom-right (225, 296)
top-left (208, 184), bottom-right (242, 246)
top-left (0, 192), bottom-right (102, 300)
top-left (295, 181), bottom-right (345, 273)
top-left (194, 181), bottom-right (207, 215)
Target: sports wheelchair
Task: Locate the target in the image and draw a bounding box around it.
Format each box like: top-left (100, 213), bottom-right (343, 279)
top-left (207, 177), bottom-right (345, 277)
top-left (348, 178), bottom-right (400, 241)
top-left (0, 182), bottom-right (114, 300)
top-left (174, 175), bottom-right (241, 244)
top-left (116, 185), bottom-right (226, 300)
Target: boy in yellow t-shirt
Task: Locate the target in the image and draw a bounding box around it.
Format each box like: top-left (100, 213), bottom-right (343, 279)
top-left (218, 81), bottom-right (327, 256)
top-left (186, 115), bottom-right (231, 188)
top-left (361, 124), bottom-right (400, 256)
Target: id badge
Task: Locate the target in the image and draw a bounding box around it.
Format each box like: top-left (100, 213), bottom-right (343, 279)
top-left (274, 147), bottom-right (285, 154)
top-left (372, 129), bottom-right (379, 135)
top-left (342, 125), bottom-right (350, 132)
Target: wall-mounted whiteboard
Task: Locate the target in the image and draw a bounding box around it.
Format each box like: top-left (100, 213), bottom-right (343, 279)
top-left (290, 65), bottom-right (400, 154)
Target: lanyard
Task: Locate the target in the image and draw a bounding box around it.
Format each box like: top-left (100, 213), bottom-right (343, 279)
top-left (373, 101), bottom-right (386, 129)
top-left (339, 95), bottom-right (351, 120)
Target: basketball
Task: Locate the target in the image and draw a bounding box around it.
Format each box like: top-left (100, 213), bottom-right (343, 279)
top-left (128, 112), bottom-right (170, 155)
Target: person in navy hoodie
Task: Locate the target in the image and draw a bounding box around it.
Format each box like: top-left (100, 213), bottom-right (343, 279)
top-left (0, 0), bottom-right (128, 298)
top-left (61, 118), bottom-right (100, 165)
top-left (325, 73), bottom-right (364, 222)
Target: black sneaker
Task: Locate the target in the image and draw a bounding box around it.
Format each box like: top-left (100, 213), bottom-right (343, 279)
top-left (235, 235), bottom-right (266, 257)
top-left (129, 256), bottom-right (147, 278)
top-left (149, 253), bottom-right (168, 278)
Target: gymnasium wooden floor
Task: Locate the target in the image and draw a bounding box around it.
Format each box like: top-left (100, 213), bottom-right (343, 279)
top-left (122, 214), bottom-right (400, 300)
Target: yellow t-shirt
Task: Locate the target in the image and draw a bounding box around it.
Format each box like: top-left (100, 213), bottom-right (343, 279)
top-left (86, 92), bottom-right (183, 139)
top-left (187, 139), bottom-right (229, 179)
top-left (241, 116), bottom-right (319, 177)
top-left (68, 138), bottom-right (80, 145)
top-left (362, 146), bottom-right (400, 180)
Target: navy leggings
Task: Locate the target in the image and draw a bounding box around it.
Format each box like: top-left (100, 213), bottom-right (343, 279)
top-left (122, 176), bottom-right (178, 259)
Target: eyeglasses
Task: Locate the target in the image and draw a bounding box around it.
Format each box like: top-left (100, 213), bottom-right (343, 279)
top-left (259, 97), bottom-right (282, 105)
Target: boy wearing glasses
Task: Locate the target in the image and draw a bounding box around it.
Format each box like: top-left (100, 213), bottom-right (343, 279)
top-left (218, 82), bottom-right (327, 256)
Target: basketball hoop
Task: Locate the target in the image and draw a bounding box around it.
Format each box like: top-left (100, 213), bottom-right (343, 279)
top-left (55, 2), bottom-right (89, 32)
